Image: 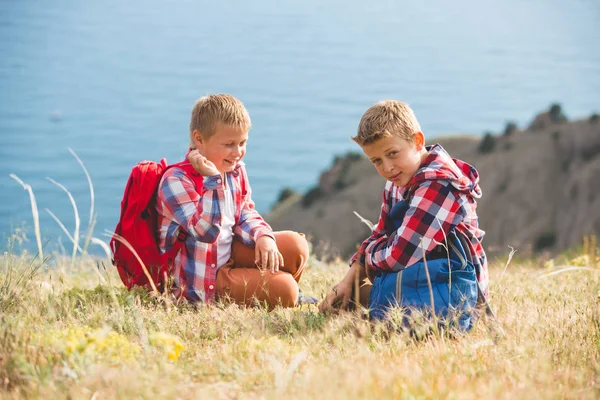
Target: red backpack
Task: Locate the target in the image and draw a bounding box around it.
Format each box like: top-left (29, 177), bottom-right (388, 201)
top-left (110, 159), bottom-right (193, 292)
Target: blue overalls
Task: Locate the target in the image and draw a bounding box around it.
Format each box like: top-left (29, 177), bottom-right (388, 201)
top-left (368, 200), bottom-right (479, 332)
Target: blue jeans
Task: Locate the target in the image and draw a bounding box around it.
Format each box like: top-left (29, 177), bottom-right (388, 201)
top-left (368, 201), bottom-right (478, 332)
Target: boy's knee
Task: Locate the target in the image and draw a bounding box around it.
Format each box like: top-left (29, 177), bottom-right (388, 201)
top-left (266, 272), bottom-right (299, 308)
top-left (274, 230), bottom-right (309, 260)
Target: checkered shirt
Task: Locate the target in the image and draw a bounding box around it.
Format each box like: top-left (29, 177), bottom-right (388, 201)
top-left (351, 144), bottom-right (489, 296)
top-left (156, 160), bottom-right (273, 303)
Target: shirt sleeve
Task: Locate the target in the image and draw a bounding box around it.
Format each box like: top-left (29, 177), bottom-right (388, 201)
top-left (233, 167), bottom-right (273, 245)
top-left (157, 169), bottom-right (222, 243)
top-left (349, 187), bottom-right (390, 267)
top-left (365, 180), bottom-right (467, 272)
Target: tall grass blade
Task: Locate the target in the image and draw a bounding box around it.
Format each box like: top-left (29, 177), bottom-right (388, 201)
top-left (103, 230), bottom-right (159, 294)
top-left (45, 208), bottom-right (84, 254)
top-left (47, 178), bottom-right (80, 267)
top-left (420, 238), bottom-right (435, 314)
top-left (499, 245), bottom-right (517, 281)
top-left (91, 237), bottom-right (112, 261)
top-left (353, 211), bottom-right (374, 230)
top-left (538, 266), bottom-right (597, 279)
top-left (9, 174), bottom-right (43, 261)
top-left (68, 147), bottom-right (96, 253)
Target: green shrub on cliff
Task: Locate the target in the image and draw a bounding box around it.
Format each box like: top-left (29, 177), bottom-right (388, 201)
top-left (277, 187), bottom-right (297, 204)
top-left (549, 103), bottom-right (567, 123)
top-left (504, 121), bottom-right (518, 136)
top-left (302, 186), bottom-right (322, 208)
top-left (478, 132), bottom-right (496, 154)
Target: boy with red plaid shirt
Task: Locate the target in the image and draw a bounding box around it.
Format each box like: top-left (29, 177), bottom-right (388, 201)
top-left (157, 94), bottom-right (314, 308)
top-left (320, 100), bottom-right (488, 328)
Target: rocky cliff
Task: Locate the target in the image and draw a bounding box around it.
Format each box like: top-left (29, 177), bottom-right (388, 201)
top-left (266, 106), bottom-right (600, 259)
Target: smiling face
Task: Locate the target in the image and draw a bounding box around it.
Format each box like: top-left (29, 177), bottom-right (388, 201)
top-left (361, 131), bottom-right (428, 187)
top-left (192, 123), bottom-right (248, 174)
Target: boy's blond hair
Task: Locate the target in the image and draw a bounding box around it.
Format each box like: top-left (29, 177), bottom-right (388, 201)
top-left (352, 100), bottom-right (422, 146)
top-left (189, 94), bottom-right (251, 147)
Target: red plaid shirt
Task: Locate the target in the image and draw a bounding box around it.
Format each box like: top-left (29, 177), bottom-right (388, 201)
top-left (156, 159), bottom-right (273, 303)
top-left (351, 144), bottom-right (489, 296)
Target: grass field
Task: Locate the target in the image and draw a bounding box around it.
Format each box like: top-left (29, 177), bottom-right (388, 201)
top-left (1, 240), bottom-right (599, 399)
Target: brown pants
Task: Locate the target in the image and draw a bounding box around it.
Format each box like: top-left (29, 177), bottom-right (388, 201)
top-left (215, 231), bottom-right (308, 308)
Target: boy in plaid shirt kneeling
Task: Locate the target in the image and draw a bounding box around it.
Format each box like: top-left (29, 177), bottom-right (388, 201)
top-left (157, 94), bottom-right (315, 308)
top-left (319, 100), bottom-right (489, 331)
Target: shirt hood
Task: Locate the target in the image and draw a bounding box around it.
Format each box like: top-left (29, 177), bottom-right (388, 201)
top-left (408, 144), bottom-right (482, 198)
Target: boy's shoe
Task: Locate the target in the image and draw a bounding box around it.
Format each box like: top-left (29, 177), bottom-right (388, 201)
top-left (297, 291), bottom-right (319, 306)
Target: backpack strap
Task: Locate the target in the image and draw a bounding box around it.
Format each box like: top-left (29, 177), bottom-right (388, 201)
top-left (448, 230), bottom-right (473, 271)
top-left (159, 230), bottom-right (187, 264)
top-left (156, 160), bottom-right (203, 270)
top-left (452, 230), bottom-right (498, 323)
top-left (453, 230), bottom-right (474, 265)
top-left (168, 161), bottom-right (205, 188)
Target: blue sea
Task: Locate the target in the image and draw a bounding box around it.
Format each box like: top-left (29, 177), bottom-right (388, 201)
top-left (1, 0), bottom-right (599, 254)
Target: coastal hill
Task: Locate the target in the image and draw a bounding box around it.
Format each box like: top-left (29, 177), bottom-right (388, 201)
top-left (266, 105), bottom-right (600, 259)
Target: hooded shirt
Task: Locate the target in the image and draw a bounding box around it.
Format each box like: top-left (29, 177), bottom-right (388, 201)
top-left (351, 143), bottom-right (489, 297)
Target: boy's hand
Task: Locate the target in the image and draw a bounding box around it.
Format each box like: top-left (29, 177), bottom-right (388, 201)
top-left (187, 150), bottom-right (220, 177)
top-left (319, 280), bottom-right (353, 313)
top-left (255, 236), bottom-right (284, 273)
top-left (319, 261), bottom-right (365, 313)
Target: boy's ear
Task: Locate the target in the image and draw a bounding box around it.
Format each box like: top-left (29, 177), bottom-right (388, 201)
top-left (414, 131), bottom-right (425, 150)
top-left (192, 130), bottom-right (204, 148)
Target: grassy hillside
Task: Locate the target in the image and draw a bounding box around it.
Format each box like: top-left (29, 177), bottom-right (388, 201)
top-left (2, 105), bottom-right (599, 399)
top-left (2, 244), bottom-right (599, 399)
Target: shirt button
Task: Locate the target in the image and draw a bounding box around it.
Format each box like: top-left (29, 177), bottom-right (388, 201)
top-left (209, 285), bottom-right (214, 290)
top-left (211, 263), bottom-right (216, 268)
top-left (216, 179), bottom-right (221, 183)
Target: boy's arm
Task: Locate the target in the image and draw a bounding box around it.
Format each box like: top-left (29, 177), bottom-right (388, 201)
top-left (365, 180), bottom-right (467, 272)
top-left (349, 187), bottom-right (390, 267)
top-left (158, 169), bottom-right (222, 243)
top-left (233, 166), bottom-right (273, 246)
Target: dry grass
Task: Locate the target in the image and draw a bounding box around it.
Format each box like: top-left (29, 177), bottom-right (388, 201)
top-left (1, 247), bottom-right (599, 399)
top-left (3, 150), bottom-right (599, 399)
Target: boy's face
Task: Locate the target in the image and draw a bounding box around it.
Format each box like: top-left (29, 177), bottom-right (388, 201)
top-left (193, 123), bottom-right (248, 174)
top-left (361, 132), bottom-right (426, 187)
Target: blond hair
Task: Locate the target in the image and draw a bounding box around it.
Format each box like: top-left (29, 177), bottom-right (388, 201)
top-left (189, 94), bottom-right (251, 147)
top-left (352, 100), bottom-right (422, 146)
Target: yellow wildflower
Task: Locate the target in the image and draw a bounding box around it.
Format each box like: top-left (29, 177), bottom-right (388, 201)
top-left (45, 326), bottom-right (140, 362)
top-left (570, 255), bottom-right (589, 267)
top-left (149, 332), bottom-right (185, 362)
